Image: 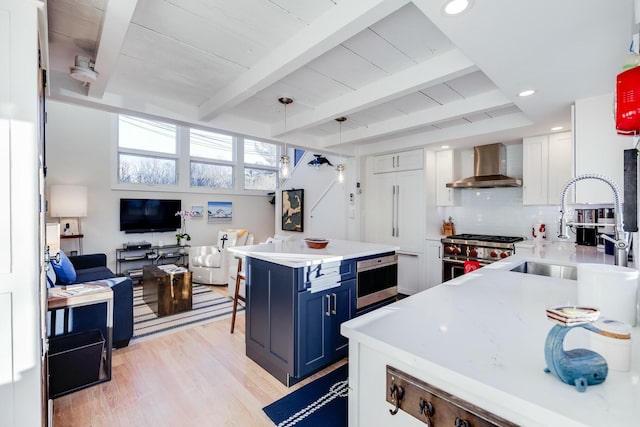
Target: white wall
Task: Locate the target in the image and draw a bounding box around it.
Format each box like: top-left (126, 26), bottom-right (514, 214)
top-left (45, 100), bottom-right (275, 271)
top-left (274, 151), bottom-right (356, 241)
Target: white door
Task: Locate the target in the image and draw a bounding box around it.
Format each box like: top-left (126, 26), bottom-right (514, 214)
top-left (0, 1), bottom-right (45, 426)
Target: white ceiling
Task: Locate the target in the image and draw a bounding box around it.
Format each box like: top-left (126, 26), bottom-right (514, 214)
top-left (45, 0), bottom-right (636, 156)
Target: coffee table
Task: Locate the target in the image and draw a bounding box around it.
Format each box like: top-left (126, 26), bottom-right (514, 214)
top-left (142, 264), bottom-right (193, 317)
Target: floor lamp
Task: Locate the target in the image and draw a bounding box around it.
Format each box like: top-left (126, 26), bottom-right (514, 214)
top-left (49, 185), bottom-right (88, 255)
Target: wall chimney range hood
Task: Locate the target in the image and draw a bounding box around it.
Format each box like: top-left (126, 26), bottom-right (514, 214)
top-left (446, 143), bottom-right (522, 188)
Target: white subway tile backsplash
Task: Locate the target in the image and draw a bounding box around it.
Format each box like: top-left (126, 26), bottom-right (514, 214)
top-left (438, 187), bottom-right (564, 240)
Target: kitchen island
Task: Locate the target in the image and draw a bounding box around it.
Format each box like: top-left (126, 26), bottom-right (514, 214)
top-left (341, 243), bottom-right (639, 426)
top-left (229, 239), bottom-right (398, 386)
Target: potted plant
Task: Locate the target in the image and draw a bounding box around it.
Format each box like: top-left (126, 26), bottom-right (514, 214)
top-left (176, 232), bottom-right (191, 246)
top-left (175, 210), bottom-right (195, 246)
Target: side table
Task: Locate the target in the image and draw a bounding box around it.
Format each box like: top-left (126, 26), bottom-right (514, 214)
top-left (47, 282), bottom-right (113, 398)
top-left (143, 264), bottom-right (193, 317)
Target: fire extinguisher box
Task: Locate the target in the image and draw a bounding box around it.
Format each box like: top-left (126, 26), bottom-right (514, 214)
top-left (48, 329), bottom-right (105, 398)
top-left (616, 66), bottom-right (640, 135)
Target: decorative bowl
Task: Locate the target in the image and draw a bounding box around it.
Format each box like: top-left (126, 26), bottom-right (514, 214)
top-left (304, 238), bottom-right (329, 249)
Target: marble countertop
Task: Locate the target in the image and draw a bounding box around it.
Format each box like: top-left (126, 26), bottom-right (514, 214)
top-left (341, 243), bottom-right (640, 426)
top-left (228, 239), bottom-right (398, 267)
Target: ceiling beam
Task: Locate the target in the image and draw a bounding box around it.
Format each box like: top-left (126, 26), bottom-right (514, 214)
top-left (87, 0), bottom-right (138, 99)
top-left (197, 0), bottom-right (411, 121)
top-left (358, 112), bottom-right (534, 157)
top-left (272, 49), bottom-right (477, 136)
top-left (318, 89), bottom-right (513, 146)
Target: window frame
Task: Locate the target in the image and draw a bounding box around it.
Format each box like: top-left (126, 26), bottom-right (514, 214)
top-left (111, 114), bottom-right (283, 196)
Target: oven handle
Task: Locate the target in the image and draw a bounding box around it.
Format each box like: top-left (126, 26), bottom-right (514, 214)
top-left (442, 258), bottom-right (491, 267)
top-left (356, 254), bottom-right (398, 272)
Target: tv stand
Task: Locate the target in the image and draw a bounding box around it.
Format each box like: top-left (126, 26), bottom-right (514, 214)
top-left (116, 243), bottom-right (189, 283)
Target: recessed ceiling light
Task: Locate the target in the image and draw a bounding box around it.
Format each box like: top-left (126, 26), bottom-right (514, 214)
top-left (441, 145), bottom-right (450, 149)
top-left (442, 0), bottom-right (472, 15)
top-left (550, 126), bottom-right (564, 131)
top-left (518, 89), bottom-right (536, 97)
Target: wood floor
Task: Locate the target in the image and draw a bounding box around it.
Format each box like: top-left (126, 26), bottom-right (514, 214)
top-left (52, 287), bottom-right (346, 427)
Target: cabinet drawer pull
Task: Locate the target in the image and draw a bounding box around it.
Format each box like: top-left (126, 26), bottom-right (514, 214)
top-left (332, 293), bottom-right (337, 314)
top-left (325, 294), bottom-right (331, 316)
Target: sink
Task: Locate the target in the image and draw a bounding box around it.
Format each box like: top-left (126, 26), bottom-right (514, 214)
top-left (510, 261), bottom-right (577, 280)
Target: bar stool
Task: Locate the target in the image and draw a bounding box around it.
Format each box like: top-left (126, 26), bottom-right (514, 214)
top-left (230, 256), bottom-right (245, 334)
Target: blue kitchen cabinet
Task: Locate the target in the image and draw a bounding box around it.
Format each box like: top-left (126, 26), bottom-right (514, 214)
top-left (245, 257), bottom-right (355, 386)
top-left (297, 279), bottom-right (355, 378)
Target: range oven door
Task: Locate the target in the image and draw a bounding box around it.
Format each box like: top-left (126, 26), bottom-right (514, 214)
top-left (442, 258), bottom-right (490, 282)
top-left (356, 254), bottom-right (398, 313)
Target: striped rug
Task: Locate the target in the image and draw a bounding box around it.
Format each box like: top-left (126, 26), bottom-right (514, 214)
top-left (132, 283), bottom-right (243, 343)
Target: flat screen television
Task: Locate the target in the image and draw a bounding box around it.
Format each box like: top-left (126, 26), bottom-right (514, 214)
top-left (120, 198), bottom-right (181, 233)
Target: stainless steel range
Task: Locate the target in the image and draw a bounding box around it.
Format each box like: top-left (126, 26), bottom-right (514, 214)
top-left (441, 234), bottom-right (524, 281)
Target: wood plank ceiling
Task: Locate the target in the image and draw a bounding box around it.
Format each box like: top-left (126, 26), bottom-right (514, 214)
top-left (45, 0), bottom-right (634, 156)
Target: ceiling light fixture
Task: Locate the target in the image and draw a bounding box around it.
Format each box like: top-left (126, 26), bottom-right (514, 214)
top-left (70, 55), bottom-right (98, 84)
top-left (551, 126), bottom-right (564, 131)
top-left (278, 97), bottom-right (293, 180)
top-left (443, 0), bottom-right (472, 15)
top-left (335, 117), bottom-right (347, 184)
top-left (518, 89), bottom-right (536, 97)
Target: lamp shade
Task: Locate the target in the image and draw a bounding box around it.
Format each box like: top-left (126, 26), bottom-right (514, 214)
top-left (46, 223), bottom-right (61, 256)
top-left (49, 185), bottom-right (88, 217)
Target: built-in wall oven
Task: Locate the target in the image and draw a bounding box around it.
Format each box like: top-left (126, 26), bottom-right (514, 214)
top-left (441, 234), bottom-right (524, 282)
top-left (356, 253), bottom-right (398, 315)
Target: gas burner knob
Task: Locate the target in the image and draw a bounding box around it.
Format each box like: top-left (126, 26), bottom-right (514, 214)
top-left (469, 249), bottom-right (478, 257)
top-left (500, 252), bottom-right (508, 259)
top-left (452, 247), bottom-right (460, 255)
top-left (444, 246), bottom-right (453, 254)
top-left (490, 251), bottom-right (498, 258)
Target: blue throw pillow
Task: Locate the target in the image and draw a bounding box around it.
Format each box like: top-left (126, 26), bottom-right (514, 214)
top-left (51, 251), bottom-right (77, 284)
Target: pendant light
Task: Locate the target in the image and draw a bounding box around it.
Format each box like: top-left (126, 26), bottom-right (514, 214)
top-left (279, 97), bottom-right (293, 179)
top-left (335, 117), bottom-right (347, 183)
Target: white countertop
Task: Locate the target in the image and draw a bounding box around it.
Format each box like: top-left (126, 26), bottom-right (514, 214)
top-left (342, 243), bottom-right (640, 426)
top-left (228, 239), bottom-right (398, 267)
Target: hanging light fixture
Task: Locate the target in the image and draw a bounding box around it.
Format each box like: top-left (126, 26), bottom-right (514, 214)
top-left (278, 97), bottom-right (293, 179)
top-left (335, 117), bottom-right (347, 183)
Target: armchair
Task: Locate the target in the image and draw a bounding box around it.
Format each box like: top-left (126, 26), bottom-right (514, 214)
top-left (189, 230), bottom-right (254, 286)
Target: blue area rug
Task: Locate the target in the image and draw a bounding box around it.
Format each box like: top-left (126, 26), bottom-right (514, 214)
top-left (263, 364), bottom-right (348, 427)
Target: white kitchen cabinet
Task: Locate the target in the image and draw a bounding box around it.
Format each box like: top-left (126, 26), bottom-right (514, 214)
top-left (365, 154), bottom-right (425, 294)
top-left (425, 239), bottom-right (442, 289)
top-left (574, 94), bottom-right (632, 204)
top-left (435, 150), bottom-right (454, 206)
top-left (373, 149), bottom-right (424, 174)
top-left (397, 251), bottom-right (424, 295)
top-left (522, 132), bottom-right (572, 205)
top-left (368, 169), bottom-right (424, 252)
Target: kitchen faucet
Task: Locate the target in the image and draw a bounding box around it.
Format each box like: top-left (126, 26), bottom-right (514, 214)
top-left (558, 174), bottom-right (629, 266)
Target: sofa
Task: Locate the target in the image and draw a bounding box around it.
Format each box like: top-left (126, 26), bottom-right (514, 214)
top-left (190, 230), bottom-right (254, 286)
top-left (48, 253), bottom-right (134, 348)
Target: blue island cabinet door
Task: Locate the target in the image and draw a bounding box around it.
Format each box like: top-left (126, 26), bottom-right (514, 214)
top-left (297, 288), bottom-right (331, 377)
top-left (330, 279), bottom-right (356, 355)
top-left (297, 279), bottom-right (356, 378)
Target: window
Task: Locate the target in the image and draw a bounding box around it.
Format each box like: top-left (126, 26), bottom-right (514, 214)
top-left (190, 129), bottom-right (234, 189)
top-left (118, 115), bottom-right (177, 184)
top-left (244, 139), bottom-right (278, 190)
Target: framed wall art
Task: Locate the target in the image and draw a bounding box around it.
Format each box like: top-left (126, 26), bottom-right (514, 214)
top-left (208, 201), bottom-right (233, 223)
top-left (282, 189), bottom-right (303, 232)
